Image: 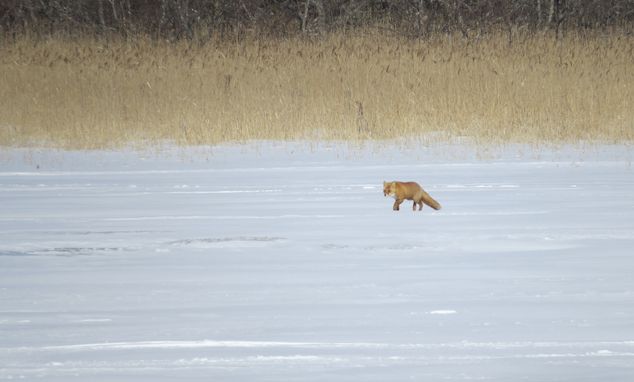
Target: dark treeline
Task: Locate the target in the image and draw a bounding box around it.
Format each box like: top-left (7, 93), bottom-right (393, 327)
top-left (1, 0), bottom-right (633, 40)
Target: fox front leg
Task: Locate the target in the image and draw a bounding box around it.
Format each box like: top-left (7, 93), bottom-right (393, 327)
top-left (393, 199), bottom-right (404, 211)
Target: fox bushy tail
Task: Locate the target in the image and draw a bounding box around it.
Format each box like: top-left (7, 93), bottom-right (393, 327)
top-left (421, 191), bottom-right (441, 210)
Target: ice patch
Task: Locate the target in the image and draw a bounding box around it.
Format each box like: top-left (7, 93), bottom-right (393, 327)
top-left (17, 339), bottom-right (634, 353)
top-left (32, 247), bottom-right (130, 257)
top-left (0, 247), bottom-right (130, 257)
top-left (444, 184), bottom-right (520, 190)
top-left (168, 237), bottom-right (286, 249)
top-left (171, 189), bottom-right (281, 194)
top-left (429, 310), bottom-right (458, 315)
top-left (0, 251), bottom-right (34, 257)
top-left (104, 214), bottom-right (349, 221)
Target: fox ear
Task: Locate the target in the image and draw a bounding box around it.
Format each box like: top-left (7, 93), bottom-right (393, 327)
top-left (383, 181), bottom-right (387, 185)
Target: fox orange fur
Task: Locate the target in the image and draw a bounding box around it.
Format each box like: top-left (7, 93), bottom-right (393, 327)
top-left (383, 181), bottom-right (441, 211)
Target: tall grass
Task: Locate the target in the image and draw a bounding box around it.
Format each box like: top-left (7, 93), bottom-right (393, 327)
top-left (1, 31), bottom-right (632, 149)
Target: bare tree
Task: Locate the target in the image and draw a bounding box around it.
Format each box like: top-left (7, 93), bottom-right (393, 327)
top-left (1, 0), bottom-right (632, 39)
top-left (299, 0), bottom-right (326, 34)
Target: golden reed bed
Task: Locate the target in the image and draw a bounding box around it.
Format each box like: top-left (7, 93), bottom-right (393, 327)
top-left (1, 31), bottom-right (632, 149)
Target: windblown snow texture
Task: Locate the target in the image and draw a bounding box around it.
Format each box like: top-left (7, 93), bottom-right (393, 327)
top-left (1, 144), bottom-right (634, 381)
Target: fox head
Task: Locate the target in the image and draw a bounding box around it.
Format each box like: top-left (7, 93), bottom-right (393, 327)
top-left (383, 181), bottom-right (395, 197)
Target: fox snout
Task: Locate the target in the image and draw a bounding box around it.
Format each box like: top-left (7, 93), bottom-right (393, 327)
top-left (382, 181), bottom-right (393, 197)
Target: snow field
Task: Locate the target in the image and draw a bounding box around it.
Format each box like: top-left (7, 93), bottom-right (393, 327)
top-left (1, 144), bottom-right (634, 381)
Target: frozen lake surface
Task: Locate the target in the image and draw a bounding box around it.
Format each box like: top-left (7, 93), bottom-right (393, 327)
top-left (1, 143), bottom-right (634, 381)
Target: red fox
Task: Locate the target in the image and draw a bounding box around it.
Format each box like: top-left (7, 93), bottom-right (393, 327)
top-left (383, 181), bottom-right (441, 211)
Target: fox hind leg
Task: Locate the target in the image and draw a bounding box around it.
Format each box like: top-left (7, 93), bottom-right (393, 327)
top-left (412, 201), bottom-right (417, 211)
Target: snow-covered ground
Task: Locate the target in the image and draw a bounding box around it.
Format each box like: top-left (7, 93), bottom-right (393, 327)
top-left (1, 142), bottom-right (634, 381)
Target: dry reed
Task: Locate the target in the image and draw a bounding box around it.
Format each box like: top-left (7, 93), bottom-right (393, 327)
top-left (0, 31), bottom-right (632, 149)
